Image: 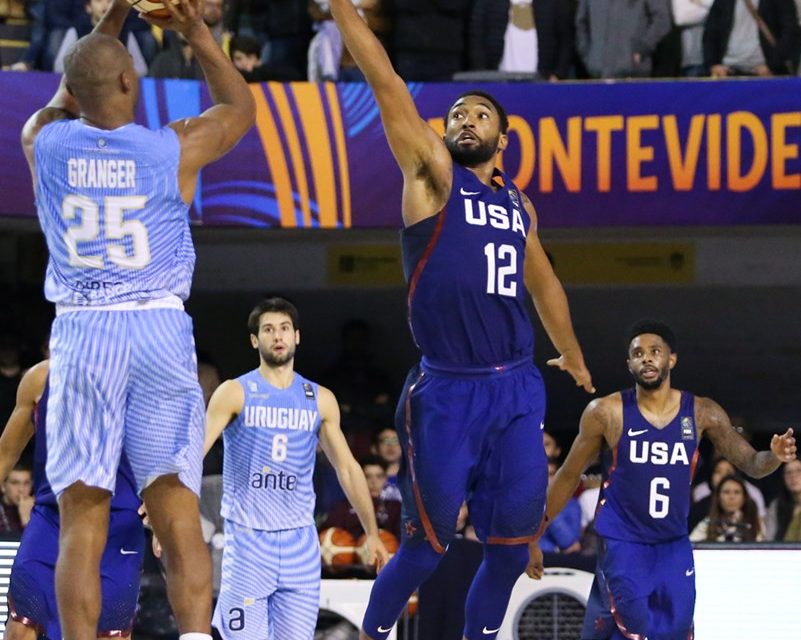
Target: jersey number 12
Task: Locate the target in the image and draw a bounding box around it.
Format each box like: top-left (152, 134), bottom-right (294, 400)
top-left (484, 243), bottom-right (517, 297)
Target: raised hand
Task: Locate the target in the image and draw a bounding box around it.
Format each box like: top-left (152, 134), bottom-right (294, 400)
top-left (771, 428), bottom-right (796, 463)
top-left (139, 0), bottom-right (205, 36)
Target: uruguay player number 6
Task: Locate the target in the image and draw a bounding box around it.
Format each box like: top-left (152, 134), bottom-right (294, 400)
top-left (271, 434), bottom-right (288, 462)
top-left (61, 194), bottom-right (151, 269)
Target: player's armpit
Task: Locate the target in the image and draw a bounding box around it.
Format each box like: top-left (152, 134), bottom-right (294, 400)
top-left (203, 379), bottom-right (244, 455)
top-left (698, 396), bottom-right (786, 478)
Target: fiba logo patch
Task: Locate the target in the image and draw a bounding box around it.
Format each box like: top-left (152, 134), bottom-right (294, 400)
top-left (508, 188), bottom-right (520, 207)
top-left (248, 381), bottom-right (258, 393)
top-left (681, 417), bottom-right (694, 440)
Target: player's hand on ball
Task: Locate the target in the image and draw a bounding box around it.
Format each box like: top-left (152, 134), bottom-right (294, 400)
top-left (138, 0), bottom-right (203, 35)
top-left (547, 350), bottom-right (595, 394)
top-left (364, 532), bottom-right (390, 573)
top-left (771, 428), bottom-right (796, 463)
top-left (526, 541), bottom-right (544, 580)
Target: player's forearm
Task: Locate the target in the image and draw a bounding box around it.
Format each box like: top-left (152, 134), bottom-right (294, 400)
top-left (94, 0), bottom-right (131, 38)
top-left (531, 276), bottom-right (583, 357)
top-left (545, 471), bottom-right (582, 523)
top-left (338, 465), bottom-right (380, 535)
top-left (0, 411), bottom-right (34, 482)
top-left (330, 0), bottom-right (397, 90)
top-left (737, 450), bottom-right (781, 479)
top-left (186, 24), bottom-right (255, 118)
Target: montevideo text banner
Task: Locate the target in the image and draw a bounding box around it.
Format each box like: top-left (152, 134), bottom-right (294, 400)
top-left (0, 73), bottom-right (799, 228)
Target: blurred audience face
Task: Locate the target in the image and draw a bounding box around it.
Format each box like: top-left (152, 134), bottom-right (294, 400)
top-left (783, 459), bottom-right (801, 496)
top-left (718, 478), bottom-right (746, 515)
top-left (363, 463), bottom-right (387, 499)
top-left (543, 431), bottom-right (561, 460)
top-left (86, 0), bottom-right (112, 25)
top-left (376, 429), bottom-right (401, 465)
top-left (711, 459), bottom-right (736, 490)
top-left (197, 360), bottom-right (221, 407)
top-left (204, 0), bottom-right (224, 28)
top-left (2, 469), bottom-right (32, 505)
top-left (233, 50), bottom-right (260, 73)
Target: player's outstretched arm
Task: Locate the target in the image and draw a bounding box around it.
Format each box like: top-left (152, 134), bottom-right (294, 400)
top-left (21, 0), bottom-right (133, 178)
top-left (521, 196), bottom-right (594, 393)
top-left (0, 361), bottom-right (47, 482)
top-left (698, 397), bottom-right (796, 478)
top-left (527, 397), bottom-right (609, 579)
top-left (329, 0), bottom-right (449, 203)
top-left (318, 386), bottom-right (390, 571)
top-left (203, 380), bottom-right (244, 455)
top-left (145, 0), bottom-right (256, 202)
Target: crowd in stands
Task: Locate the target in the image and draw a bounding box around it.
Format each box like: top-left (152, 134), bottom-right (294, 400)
top-left (2, 0), bottom-right (801, 80)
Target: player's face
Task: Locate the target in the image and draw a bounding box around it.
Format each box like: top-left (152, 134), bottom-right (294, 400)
top-left (718, 479), bottom-right (746, 514)
top-left (363, 464), bottom-right (387, 498)
top-left (252, 312), bottom-right (299, 367)
top-left (444, 96), bottom-right (508, 167)
top-left (783, 459), bottom-right (801, 494)
top-left (376, 429), bottom-right (401, 463)
top-left (627, 334), bottom-right (676, 390)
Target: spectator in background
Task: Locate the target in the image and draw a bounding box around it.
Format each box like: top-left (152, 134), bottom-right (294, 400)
top-left (391, 0), bottom-right (472, 80)
top-left (539, 457), bottom-right (582, 553)
top-left (203, 0), bottom-right (230, 52)
top-left (372, 427), bottom-right (401, 500)
top-left (198, 353), bottom-right (224, 476)
top-left (149, 32), bottom-right (204, 79)
top-left (227, 0), bottom-right (310, 79)
top-left (575, 0), bottom-right (671, 78)
top-left (54, 0), bottom-right (148, 75)
top-left (704, 0), bottom-right (801, 75)
top-left (672, 0), bottom-right (715, 75)
top-left (0, 0), bottom-right (31, 68)
top-left (321, 456), bottom-right (401, 541)
top-left (765, 457), bottom-right (801, 541)
top-left (690, 475), bottom-right (763, 542)
top-left (9, 0), bottom-right (84, 71)
top-left (689, 456), bottom-right (766, 531)
top-left (0, 465), bottom-right (33, 533)
top-left (543, 428), bottom-right (562, 461)
top-left (0, 334), bottom-right (22, 430)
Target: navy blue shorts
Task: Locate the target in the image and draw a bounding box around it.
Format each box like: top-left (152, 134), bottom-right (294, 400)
top-left (395, 358), bottom-right (548, 552)
top-left (582, 536), bottom-right (696, 640)
top-left (8, 505), bottom-right (145, 639)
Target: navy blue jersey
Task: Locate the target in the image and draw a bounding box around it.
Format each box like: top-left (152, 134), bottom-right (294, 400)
top-left (594, 389), bottom-right (699, 544)
top-left (35, 380), bottom-right (140, 510)
top-left (401, 165), bottom-right (534, 367)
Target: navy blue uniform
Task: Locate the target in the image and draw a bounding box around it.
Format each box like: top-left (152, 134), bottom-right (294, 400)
top-left (583, 389), bottom-right (699, 640)
top-left (397, 164), bottom-right (547, 551)
top-left (7, 380), bottom-right (145, 639)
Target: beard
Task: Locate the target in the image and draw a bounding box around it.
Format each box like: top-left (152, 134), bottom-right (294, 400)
top-left (445, 134), bottom-right (499, 167)
top-left (631, 364), bottom-right (670, 390)
top-left (260, 345), bottom-right (295, 367)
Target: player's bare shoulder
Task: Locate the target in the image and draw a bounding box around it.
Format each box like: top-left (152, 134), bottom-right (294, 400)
top-left (315, 384), bottom-right (340, 422)
top-left (584, 392), bottom-right (624, 447)
top-left (213, 378), bottom-right (246, 414)
top-left (693, 395), bottom-right (730, 437)
top-left (19, 359), bottom-right (50, 403)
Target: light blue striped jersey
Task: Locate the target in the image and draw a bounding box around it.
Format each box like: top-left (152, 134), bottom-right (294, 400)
top-left (34, 119), bottom-right (195, 305)
top-left (221, 369), bottom-right (323, 531)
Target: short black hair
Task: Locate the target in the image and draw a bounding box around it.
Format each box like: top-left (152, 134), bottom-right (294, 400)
top-left (248, 297), bottom-right (300, 335)
top-left (445, 90), bottom-right (509, 134)
top-left (627, 320), bottom-right (676, 353)
top-left (230, 35), bottom-right (261, 59)
top-left (360, 455), bottom-right (388, 472)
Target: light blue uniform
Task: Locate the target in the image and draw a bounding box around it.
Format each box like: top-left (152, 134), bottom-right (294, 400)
top-left (34, 119), bottom-right (204, 497)
top-left (212, 369), bottom-right (324, 640)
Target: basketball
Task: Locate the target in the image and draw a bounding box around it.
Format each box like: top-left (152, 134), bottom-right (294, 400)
top-left (319, 527), bottom-right (357, 566)
top-left (125, 0), bottom-right (180, 19)
top-left (356, 529), bottom-right (399, 565)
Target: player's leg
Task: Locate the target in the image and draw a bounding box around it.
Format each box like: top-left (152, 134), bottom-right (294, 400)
top-left (270, 526), bottom-right (321, 640)
top-left (598, 538), bottom-right (655, 639)
top-left (649, 537), bottom-right (695, 640)
top-left (46, 311), bottom-right (129, 640)
top-left (212, 522), bottom-right (275, 640)
top-left (3, 620), bottom-right (38, 640)
top-left (361, 368), bottom-right (475, 640)
top-left (463, 368), bottom-right (548, 640)
top-left (97, 509), bottom-right (146, 637)
top-left (126, 309), bottom-right (210, 634)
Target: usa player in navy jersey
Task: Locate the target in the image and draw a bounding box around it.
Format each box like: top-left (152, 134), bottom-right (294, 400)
top-left (330, 3), bottom-right (594, 639)
top-left (19, 1), bottom-right (254, 639)
top-left (0, 361), bottom-right (144, 640)
top-left (527, 321), bottom-right (796, 640)
top-left (202, 298), bottom-right (390, 640)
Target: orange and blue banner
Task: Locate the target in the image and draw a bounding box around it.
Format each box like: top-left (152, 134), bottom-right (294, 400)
top-left (1, 72), bottom-right (799, 228)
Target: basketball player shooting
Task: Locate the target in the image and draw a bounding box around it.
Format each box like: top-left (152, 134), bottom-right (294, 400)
top-left (330, 2), bottom-right (594, 639)
top-left (20, 1), bottom-right (255, 639)
top-left (527, 321), bottom-right (796, 639)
